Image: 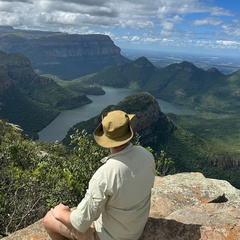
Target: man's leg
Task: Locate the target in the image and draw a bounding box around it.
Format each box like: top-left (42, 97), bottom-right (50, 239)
top-left (44, 210), bottom-right (70, 240)
top-left (43, 210), bottom-right (97, 240)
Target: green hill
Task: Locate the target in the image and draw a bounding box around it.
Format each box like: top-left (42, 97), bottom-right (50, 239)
top-left (79, 57), bottom-right (240, 114)
top-left (0, 51), bottom-right (91, 138)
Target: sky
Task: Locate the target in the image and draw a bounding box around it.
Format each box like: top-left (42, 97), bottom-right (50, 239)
top-left (0, 0), bottom-right (240, 57)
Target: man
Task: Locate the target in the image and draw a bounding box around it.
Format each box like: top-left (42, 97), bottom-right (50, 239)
top-left (44, 110), bottom-right (155, 240)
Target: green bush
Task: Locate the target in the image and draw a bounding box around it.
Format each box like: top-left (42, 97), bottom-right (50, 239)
top-left (0, 122), bottom-right (106, 235)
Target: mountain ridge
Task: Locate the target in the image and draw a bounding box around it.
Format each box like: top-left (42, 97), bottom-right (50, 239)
top-left (0, 51), bottom-right (91, 137)
top-left (80, 57), bottom-right (240, 114)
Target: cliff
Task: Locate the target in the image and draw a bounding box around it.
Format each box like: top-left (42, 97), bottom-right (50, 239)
top-left (0, 28), bottom-right (130, 79)
top-left (0, 51), bottom-right (91, 137)
top-left (3, 172), bottom-right (240, 240)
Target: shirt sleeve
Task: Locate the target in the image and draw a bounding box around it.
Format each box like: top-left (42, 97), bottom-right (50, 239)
top-left (70, 177), bottom-right (108, 233)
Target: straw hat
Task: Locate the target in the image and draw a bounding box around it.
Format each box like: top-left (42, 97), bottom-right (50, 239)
top-left (94, 110), bottom-right (135, 148)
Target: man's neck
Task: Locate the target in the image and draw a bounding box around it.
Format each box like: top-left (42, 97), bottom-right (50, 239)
top-left (110, 142), bottom-right (129, 154)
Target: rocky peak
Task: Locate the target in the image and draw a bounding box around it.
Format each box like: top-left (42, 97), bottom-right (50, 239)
top-left (109, 92), bottom-right (176, 149)
top-left (3, 172), bottom-right (240, 240)
top-left (175, 61), bottom-right (201, 73)
top-left (132, 56), bottom-right (155, 69)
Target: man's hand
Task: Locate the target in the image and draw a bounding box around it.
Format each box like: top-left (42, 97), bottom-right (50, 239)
top-left (51, 203), bottom-right (70, 222)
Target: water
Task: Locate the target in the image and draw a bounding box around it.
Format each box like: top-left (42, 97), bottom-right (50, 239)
top-left (38, 86), bottom-right (195, 142)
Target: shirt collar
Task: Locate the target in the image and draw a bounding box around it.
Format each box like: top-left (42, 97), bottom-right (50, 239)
top-left (100, 143), bottom-right (133, 163)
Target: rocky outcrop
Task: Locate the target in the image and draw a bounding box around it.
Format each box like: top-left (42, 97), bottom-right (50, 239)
top-left (114, 92), bottom-right (176, 149)
top-left (0, 28), bottom-right (130, 79)
top-left (143, 172), bottom-right (240, 239)
top-left (3, 172), bottom-right (240, 240)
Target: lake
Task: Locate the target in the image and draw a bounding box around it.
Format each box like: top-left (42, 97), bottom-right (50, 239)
top-left (38, 86), bottom-right (195, 142)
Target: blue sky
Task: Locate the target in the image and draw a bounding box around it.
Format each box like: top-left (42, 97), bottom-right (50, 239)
top-left (0, 0), bottom-right (240, 57)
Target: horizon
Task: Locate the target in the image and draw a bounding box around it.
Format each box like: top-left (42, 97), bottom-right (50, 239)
top-left (120, 47), bottom-right (240, 75)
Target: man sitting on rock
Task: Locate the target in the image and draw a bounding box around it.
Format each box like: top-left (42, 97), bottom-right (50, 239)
top-left (44, 110), bottom-right (155, 240)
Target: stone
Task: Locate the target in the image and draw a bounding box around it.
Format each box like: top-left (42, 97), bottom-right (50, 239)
top-left (3, 172), bottom-right (240, 240)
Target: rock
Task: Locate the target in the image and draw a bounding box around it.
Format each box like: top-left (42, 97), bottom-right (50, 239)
top-left (114, 92), bottom-right (176, 149)
top-left (3, 172), bottom-right (240, 240)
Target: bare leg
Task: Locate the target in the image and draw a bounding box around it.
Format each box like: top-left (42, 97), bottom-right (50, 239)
top-left (44, 209), bottom-right (98, 240)
top-left (43, 210), bottom-right (70, 240)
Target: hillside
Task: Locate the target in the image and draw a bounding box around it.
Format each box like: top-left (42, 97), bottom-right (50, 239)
top-left (62, 92), bottom-right (240, 189)
top-left (80, 57), bottom-right (240, 114)
top-left (0, 51), bottom-right (91, 137)
top-left (0, 27), bottom-right (130, 79)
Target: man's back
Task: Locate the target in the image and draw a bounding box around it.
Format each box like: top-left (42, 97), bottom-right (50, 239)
top-left (92, 144), bottom-right (155, 240)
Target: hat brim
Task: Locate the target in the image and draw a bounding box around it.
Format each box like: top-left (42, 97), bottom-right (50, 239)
top-left (94, 113), bottom-right (135, 148)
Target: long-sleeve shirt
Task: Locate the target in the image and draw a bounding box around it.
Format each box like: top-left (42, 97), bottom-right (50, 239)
top-left (70, 143), bottom-right (155, 240)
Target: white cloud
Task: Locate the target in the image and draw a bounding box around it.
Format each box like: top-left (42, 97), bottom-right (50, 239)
top-left (192, 18), bottom-right (222, 26)
top-left (210, 6), bottom-right (233, 17)
top-left (160, 22), bottom-right (174, 31)
top-left (0, 0), bottom-right (239, 54)
top-left (216, 40), bottom-right (240, 48)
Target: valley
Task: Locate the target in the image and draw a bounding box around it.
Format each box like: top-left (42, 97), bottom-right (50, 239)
top-left (0, 28), bottom-right (240, 189)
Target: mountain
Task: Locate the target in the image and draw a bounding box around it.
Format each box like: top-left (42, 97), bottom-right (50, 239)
top-left (81, 56), bottom-right (158, 88)
top-left (0, 26), bottom-right (130, 79)
top-left (81, 57), bottom-right (240, 113)
top-left (0, 51), bottom-right (91, 138)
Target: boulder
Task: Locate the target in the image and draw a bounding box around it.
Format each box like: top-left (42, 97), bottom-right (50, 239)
top-left (3, 172), bottom-right (240, 240)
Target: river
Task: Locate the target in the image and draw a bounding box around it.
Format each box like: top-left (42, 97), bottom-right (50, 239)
top-left (38, 86), bottom-right (195, 142)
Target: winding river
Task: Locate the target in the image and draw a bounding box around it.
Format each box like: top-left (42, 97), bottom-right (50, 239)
top-left (38, 87), bottom-right (195, 142)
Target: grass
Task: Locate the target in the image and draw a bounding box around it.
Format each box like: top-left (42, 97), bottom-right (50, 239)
top-left (168, 111), bottom-right (240, 153)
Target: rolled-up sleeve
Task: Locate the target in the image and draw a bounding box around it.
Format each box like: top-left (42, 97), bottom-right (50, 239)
top-left (70, 178), bottom-right (108, 233)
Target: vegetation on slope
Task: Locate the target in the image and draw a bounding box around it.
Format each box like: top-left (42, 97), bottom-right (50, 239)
top-left (0, 51), bottom-right (92, 138)
top-left (78, 57), bottom-right (240, 113)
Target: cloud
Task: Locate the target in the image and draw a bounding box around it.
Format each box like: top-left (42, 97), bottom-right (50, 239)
top-left (192, 18), bottom-right (222, 26)
top-left (0, 0), bottom-right (239, 54)
top-left (210, 6), bottom-right (233, 17)
top-left (216, 40), bottom-right (240, 49)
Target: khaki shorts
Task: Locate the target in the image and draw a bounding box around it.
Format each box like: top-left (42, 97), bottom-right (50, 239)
top-left (58, 222), bottom-right (100, 240)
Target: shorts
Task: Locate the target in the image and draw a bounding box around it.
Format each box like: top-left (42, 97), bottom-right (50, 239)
top-left (58, 222), bottom-right (100, 240)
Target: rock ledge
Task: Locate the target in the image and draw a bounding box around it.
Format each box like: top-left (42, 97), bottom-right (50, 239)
top-left (3, 172), bottom-right (240, 240)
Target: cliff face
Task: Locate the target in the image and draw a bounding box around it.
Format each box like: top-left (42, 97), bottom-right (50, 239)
top-left (3, 172), bottom-right (240, 240)
top-left (0, 51), bottom-right (91, 137)
top-left (0, 28), bottom-right (130, 79)
top-left (31, 34), bottom-right (121, 58)
top-left (113, 92), bottom-right (176, 149)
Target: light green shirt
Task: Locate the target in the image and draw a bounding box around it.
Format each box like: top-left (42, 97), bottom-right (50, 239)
top-left (70, 143), bottom-right (155, 240)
